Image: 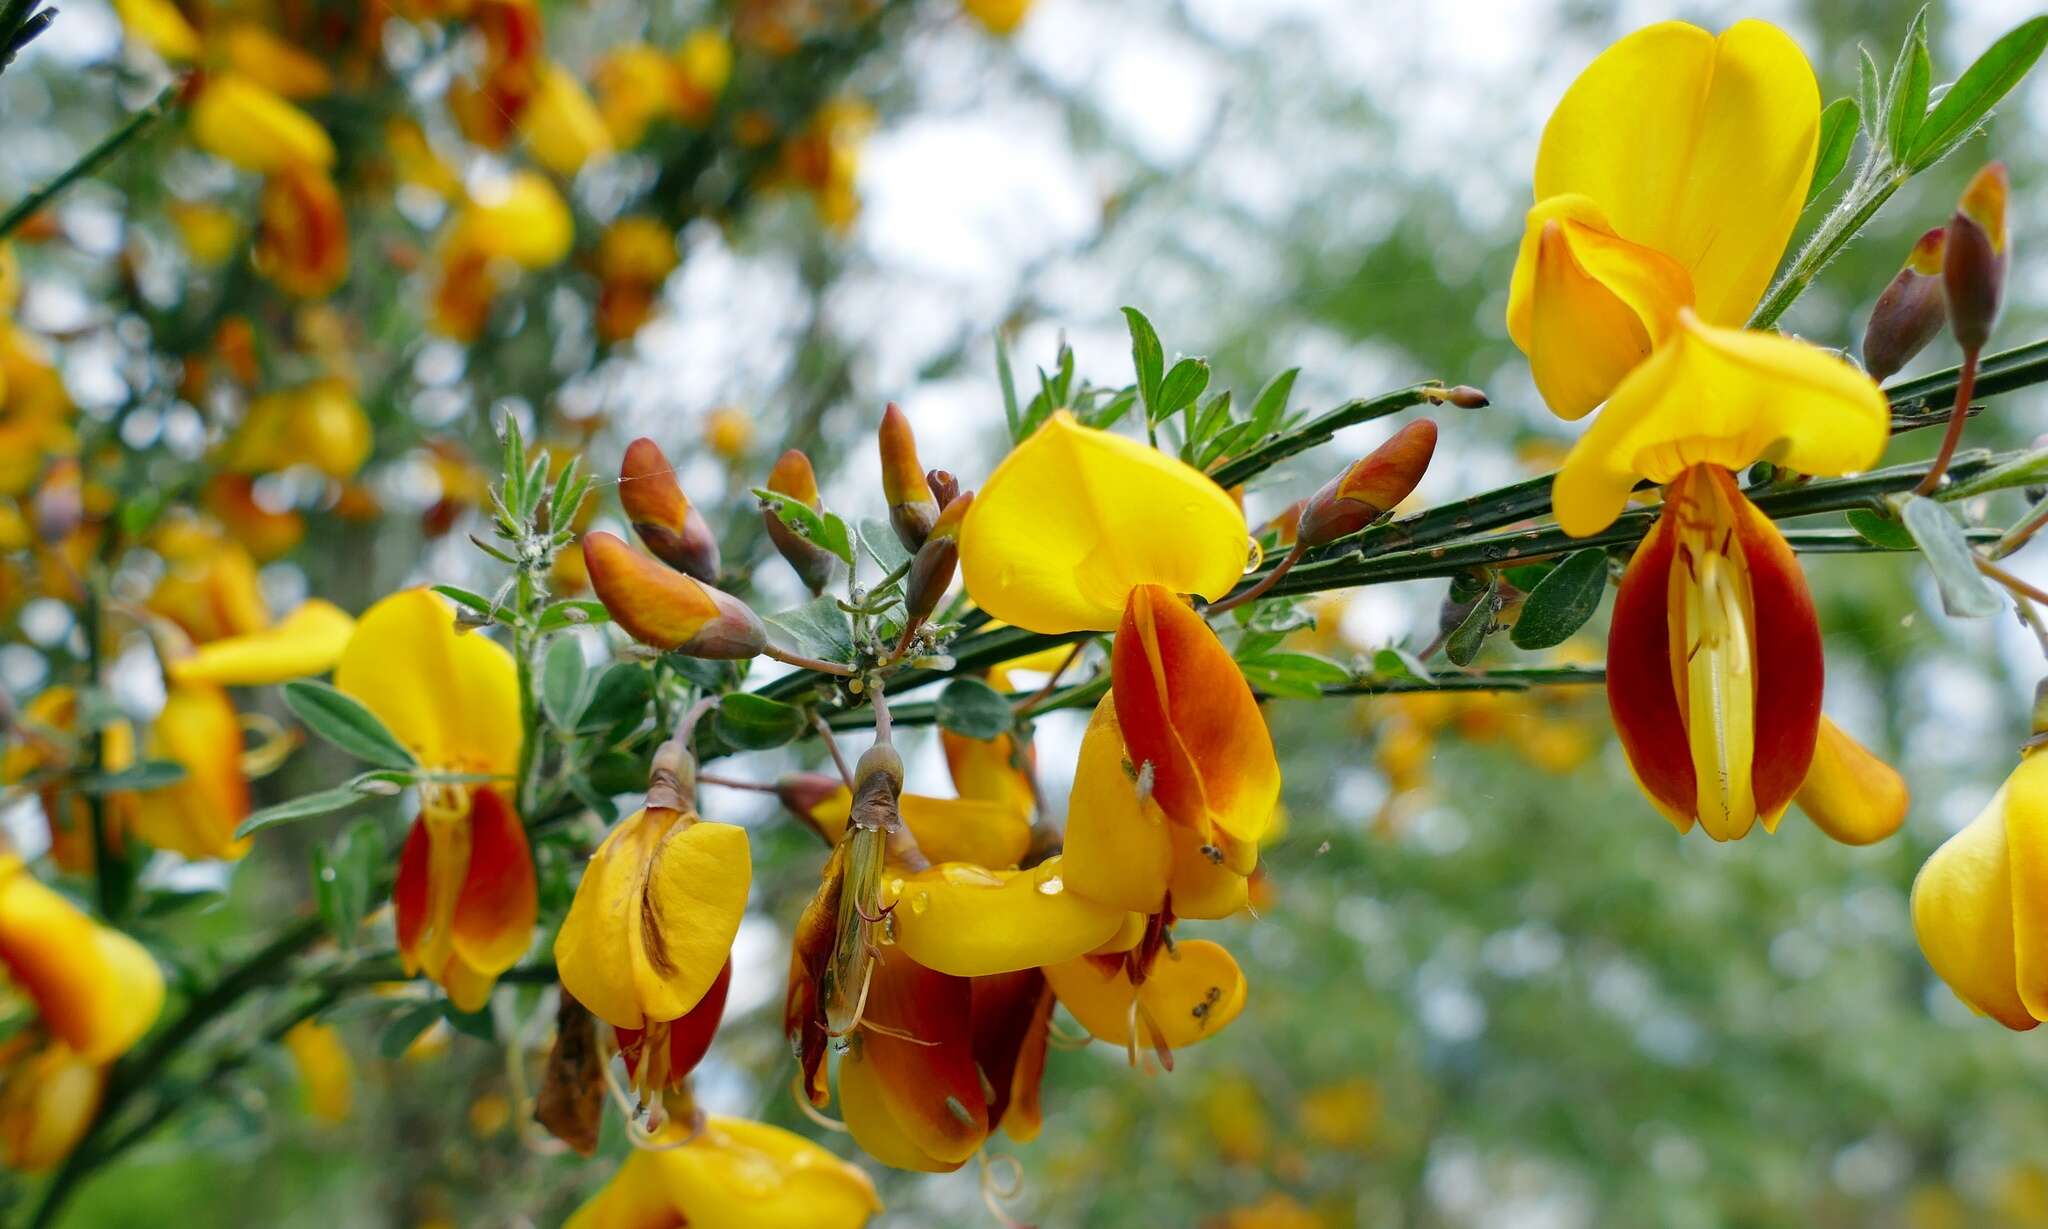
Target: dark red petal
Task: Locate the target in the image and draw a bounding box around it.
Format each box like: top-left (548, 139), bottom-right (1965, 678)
top-left (1606, 506), bottom-right (1696, 819)
top-left (1733, 488), bottom-right (1823, 819)
top-left (393, 815), bottom-right (431, 969)
top-left (665, 958), bottom-right (732, 1081)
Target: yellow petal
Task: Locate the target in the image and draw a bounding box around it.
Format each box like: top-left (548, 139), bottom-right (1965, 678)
top-left (885, 857), bottom-right (1125, 977)
top-left (522, 62), bottom-right (615, 176)
top-left (2008, 753), bottom-right (2048, 1023)
top-left (129, 682), bottom-right (251, 861)
top-left (1911, 778), bottom-right (2037, 1030)
top-left (283, 1020), bottom-right (353, 1124)
top-left (898, 794), bottom-right (1031, 869)
top-left (553, 810), bottom-right (750, 1030)
top-left (112, 0), bottom-right (200, 61)
top-left (0, 1044), bottom-right (105, 1173)
top-left (0, 858), bottom-right (165, 1062)
top-left (1535, 19), bottom-right (1819, 325)
top-left (189, 73), bottom-right (337, 175)
top-left (959, 411), bottom-right (1248, 633)
top-left (1166, 822), bottom-right (1251, 921)
top-left (334, 590), bottom-right (520, 776)
top-left (1505, 197), bottom-right (1694, 420)
top-left (221, 23), bottom-right (335, 99)
top-left (1061, 695), bottom-right (1172, 915)
top-left (1553, 311), bottom-right (1889, 537)
top-left (170, 599), bottom-right (355, 686)
top-left (454, 171), bottom-right (574, 269)
top-left (1044, 938), bottom-right (1247, 1050)
top-left (1795, 717), bottom-right (1909, 845)
top-left (645, 1116), bottom-right (881, 1229)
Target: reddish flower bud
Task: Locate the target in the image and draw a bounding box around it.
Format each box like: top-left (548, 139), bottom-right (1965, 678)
top-left (1945, 162), bottom-right (2009, 353)
top-left (1863, 227), bottom-right (1948, 383)
top-left (1296, 418), bottom-right (1437, 547)
top-left (1425, 384), bottom-right (1490, 409)
top-left (904, 492), bottom-right (972, 629)
top-left (619, 437), bottom-right (721, 582)
top-left (880, 403), bottom-right (940, 550)
top-left (926, 468), bottom-right (959, 509)
top-left (583, 530), bottom-right (764, 658)
top-left (763, 449), bottom-right (841, 594)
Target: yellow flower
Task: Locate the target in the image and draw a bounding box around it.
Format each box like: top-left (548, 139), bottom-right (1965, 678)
top-left (451, 172), bottom-right (575, 269)
top-left (283, 1021), bottom-right (353, 1124)
top-left (1507, 20), bottom-right (1820, 418)
top-left (0, 854), bottom-right (165, 1171)
top-left (147, 527), bottom-right (270, 644)
top-left (521, 62), bottom-right (615, 176)
top-left (254, 165), bottom-right (349, 299)
top-left (222, 379), bottom-right (373, 480)
top-left (675, 28), bottom-right (734, 121)
top-left (0, 325), bottom-right (77, 498)
top-left (127, 682), bottom-right (251, 862)
top-left (960, 411), bottom-right (1248, 633)
top-left (595, 43), bottom-right (681, 146)
top-left (1913, 751), bottom-right (2048, 1030)
top-left (1043, 937), bottom-right (1246, 1055)
top-left (112, 0), bottom-right (200, 61)
top-left (703, 406), bottom-right (753, 461)
top-left (220, 23), bottom-right (335, 99)
top-left (336, 591), bottom-right (534, 1010)
top-left (881, 857), bottom-right (1127, 977)
top-left (169, 201), bottom-right (242, 268)
top-left (565, 1115), bottom-right (880, 1229)
top-left (963, 0), bottom-right (1033, 35)
top-left (189, 73), bottom-right (337, 175)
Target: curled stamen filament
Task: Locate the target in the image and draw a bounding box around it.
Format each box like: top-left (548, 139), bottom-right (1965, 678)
top-left (790, 1073), bottom-right (850, 1133)
top-left (979, 1151), bottom-right (1035, 1229)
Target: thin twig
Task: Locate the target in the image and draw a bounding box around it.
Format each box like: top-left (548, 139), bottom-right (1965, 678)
top-left (813, 713), bottom-right (854, 788)
top-left (1014, 639), bottom-right (1090, 718)
top-left (0, 82), bottom-right (182, 240)
top-left (1209, 539), bottom-right (1308, 616)
top-left (1916, 346), bottom-right (1980, 497)
top-left (763, 643), bottom-right (857, 676)
top-left (697, 772), bottom-right (779, 793)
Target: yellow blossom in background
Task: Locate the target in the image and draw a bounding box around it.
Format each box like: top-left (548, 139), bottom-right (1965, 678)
top-left (169, 201), bottom-right (241, 268)
top-left (0, 325), bottom-right (76, 497)
top-left (189, 73), bottom-right (338, 175)
top-left (521, 62), bottom-right (614, 176)
top-left (283, 1021), bottom-right (353, 1124)
top-left (703, 406), bottom-right (754, 460)
top-left (964, 0), bottom-right (1033, 35)
top-left (676, 27), bottom-right (735, 121)
top-left (222, 380), bottom-right (373, 481)
top-left (777, 97), bottom-right (874, 230)
top-left (221, 23), bottom-right (336, 99)
top-left (111, 0), bottom-right (200, 61)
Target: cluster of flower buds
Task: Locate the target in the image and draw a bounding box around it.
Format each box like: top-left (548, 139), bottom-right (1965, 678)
top-left (1864, 162), bottom-right (2010, 377)
top-left (585, 439), bottom-right (766, 659)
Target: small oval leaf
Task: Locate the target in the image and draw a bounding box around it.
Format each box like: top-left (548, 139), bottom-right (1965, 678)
top-left (1509, 548), bottom-right (1610, 651)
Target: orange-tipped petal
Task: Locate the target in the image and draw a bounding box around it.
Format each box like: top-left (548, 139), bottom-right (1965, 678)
top-left (620, 438), bottom-right (721, 582)
top-left (839, 944), bottom-right (987, 1172)
top-left (0, 857), bottom-right (165, 1063)
top-left (583, 531), bottom-right (764, 658)
top-left (1111, 585), bottom-right (1279, 843)
top-left (880, 404), bottom-right (939, 550)
top-left (450, 786), bottom-right (538, 979)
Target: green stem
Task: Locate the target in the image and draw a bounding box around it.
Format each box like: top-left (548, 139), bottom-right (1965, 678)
top-left (514, 568), bottom-right (541, 818)
top-left (0, 83), bottom-right (181, 241)
top-left (1749, 166), bottom-right (1905, 331)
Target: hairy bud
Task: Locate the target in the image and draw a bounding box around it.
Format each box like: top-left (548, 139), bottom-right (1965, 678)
top-left (583, 530), bottom-right (766, 658)
top-left (619, 437), bottom-right (721, 582)
top-left (1297, 419), bottom-right (1437, 547)
top-left (880, 403), bottom-right (940, 550)
top-left (763, 449), bottom-right (841, 594)
top-left (904, 491), bottom-right (972, 630)
top-left (1863, 227), bottom-right (1948, 383)
top-left (1945, 162), bottom-right (2009, 354)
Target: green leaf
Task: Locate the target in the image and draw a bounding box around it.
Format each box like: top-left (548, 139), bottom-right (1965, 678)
top-left (1080, 386), bottom-right (1139, 432)
top-left (715, 694), bottom-right (807, 750)
top-left (1237, 651), bottom-right (1353, 700)
top-left (1908, 16), bottom-right (2048, 170)
top-left (763, 595), bottom-right (857, 665)
top-left (1248, 367), bottom-right (1299, 436)
top-left (754, 489), bottom-right (854, 566)
top-left (313, 819), bottom-right (384, 947)
top-left (934, 677), bottom-right (1014, 740)
top-left (1846, 507), bottom-right (1917, 550)
top-left (858, 516), bottom-right (914, 575)
top-left (282, 681), bottom-right (417, 770)
top-left (1806, 97), bottom-right (1860, 206)
top-left (1884, 7), bottom-right (1931, 160)
top-left (378, 1002), bottom-right (442, 1059)
top-left (1157, 357), bottom-right (1210, 422)
top-left (1370, 647), bottom-right (1434, 683)
top-left (576, 664), bottom-right (654, 734)
top-left (1444, 577), bottom-right (1500, 667)
top-left (1940, 445), bottom-right (2048, 500)
top-left (540, 637), bottom-right (591, 731)
top-left (1509, 549), bottom-right (1609, 650)
top-left (586, 750), bottom-right (645, 797)
top-left (1901, 494), bottom-right (2002, 617)
top-left (141, 888), bottom-right (227, 918)
top-left (1122, 306), bottom-right (1164, 418)
top-left (442, 1001), bottom-right (496, 1041)
top-left (1858, 46), bottom-right (1885, 139)
top-left (432, 584), bottom-right (508, 621)
top-left (995, 330), bottom-right (1022, 440)
top-left (74, 760), bottom-right (186, 794)
top-left (234, 771), bottom-right (405, 839)
top-left (537, 600), bottom-right (608, 633)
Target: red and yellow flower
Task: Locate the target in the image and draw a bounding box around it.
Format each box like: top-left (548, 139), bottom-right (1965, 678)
top-left (565, 1115), bottom-right (879, 1229)
top-left (335, 591), bottom-right (536, 1010)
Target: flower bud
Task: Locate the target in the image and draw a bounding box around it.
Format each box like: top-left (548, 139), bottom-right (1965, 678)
top-left (1863, 227), bottom-right (1948, 382)
top-left (880, 403), bottom-right (940, 550)
top-left (926, 468), bottom-right (959, 509)
top-left (619, 437), bottom-right (721, 582)
top-left (1944, 162), bottom-right (2009, 354)
top-left (763, 449), bottom-right (841, 594)
top-left (904, 492), bottom-right (971, 630)
top-left (1424, 384), bottom-right (1490, 409)
top-left (583, 530), bottom-right (765, 658)
top-left (1296, 419), bottom-right (1437, 547)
